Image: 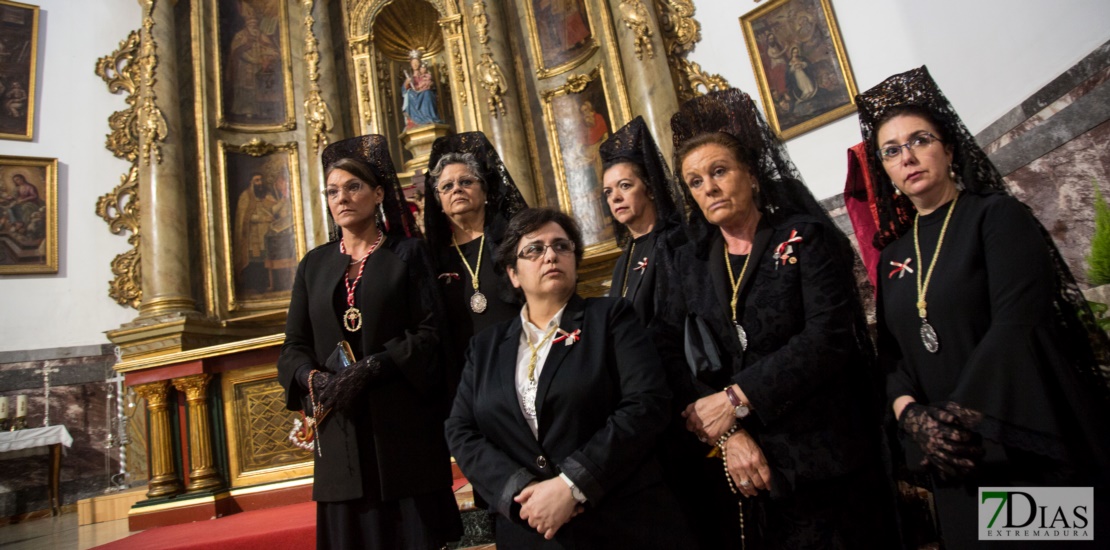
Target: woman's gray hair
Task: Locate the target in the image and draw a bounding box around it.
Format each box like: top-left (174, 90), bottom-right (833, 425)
top-left (428, 152), bottom-right (486, 194)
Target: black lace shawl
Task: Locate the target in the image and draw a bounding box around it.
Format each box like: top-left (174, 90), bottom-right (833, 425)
top-left (321, 134), bottom-right (421, 240)
top-left (599, 116), bottom-right (685, 246)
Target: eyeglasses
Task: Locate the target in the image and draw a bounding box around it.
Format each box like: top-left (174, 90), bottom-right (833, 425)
top-left (435, 178), bottom-right (479, 195)
top-left (324, 180), bottom-right (366, 200)
top-left (877, 132), bottom-right (942, 163)
top-left (516, 239), bottom-right (576, 261)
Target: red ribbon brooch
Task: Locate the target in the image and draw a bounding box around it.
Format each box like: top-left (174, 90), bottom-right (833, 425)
top-left (888, 258), bottom-right (914, 279)
top-left (634, 257), bottom-right (649, 272)
top-left (553, 328), bottom-right (581, 347)
top-left (438, 272), bottom-right (460, 284)
top-left (774, 229), bottom-right (803, 268)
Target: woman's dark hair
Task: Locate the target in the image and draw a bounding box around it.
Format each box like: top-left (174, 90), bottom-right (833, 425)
top-left (496, 207), bottom-right (584, 274)
top-left (325, 157), bottom-right (383, 190)
top-left (873, 104), bottom-right (950, 145)
top-left (428, 152), bottom-right (488, 194)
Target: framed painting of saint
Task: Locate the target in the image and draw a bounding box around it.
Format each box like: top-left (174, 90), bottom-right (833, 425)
top-left (217, 140), bottom-right (305, 311)
top-left (542, 69), bottom-right (619, 253)
top-left (0, 0), bottom-right (39, 141)
top-left (214, 0), bottom-right (296, 131)
top-left (0, 155), bottom-right (56, 274)
top-left (523, 0), bottom-right (599, 79)
top-left (740, 0), bottom-right (858, 139)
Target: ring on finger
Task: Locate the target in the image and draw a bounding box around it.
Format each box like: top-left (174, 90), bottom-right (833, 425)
top-left (739, 479), bottom-right (751, 487)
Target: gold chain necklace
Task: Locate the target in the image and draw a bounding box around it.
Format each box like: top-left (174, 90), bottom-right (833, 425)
top-left (913, 192), bottom-right (960, 353)
top-left (724, 242), bottom-right (753, 351)
top-left (526, 324), bottom-right (560, 382)
top-left (453, 234), bottom-right (487, 313)
top-left (620, 241), bottom-right (637, 298)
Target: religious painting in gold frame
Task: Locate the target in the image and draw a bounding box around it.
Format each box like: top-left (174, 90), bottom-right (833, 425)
top-left (0, 0), bottom-right (39, 141)
top-left (0, 155), bottom-right (56, 274)
top-left (740, 0), bottom-right (858, 139)
top-left (221, 363), bottom-right (313, 488)
top-left (213, 0), bottom-right (296, 132)
top-left (522, 0), bottom-right (600, 79)
top-left (541, 68), bottom-right (620, 255)
top-left (217, 140), bottom-right (305, 311)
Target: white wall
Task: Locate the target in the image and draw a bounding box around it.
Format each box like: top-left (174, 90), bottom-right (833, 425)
top-left (691, 0), bottom-right (1110, 199)
top-left (0, 0), bottom-right (141, 352)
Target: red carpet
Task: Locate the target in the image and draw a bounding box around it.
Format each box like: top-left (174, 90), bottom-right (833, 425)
top-left (93, 501), bottom-right (316, 550)
top-left (94, 481), bottom-right (470, 549)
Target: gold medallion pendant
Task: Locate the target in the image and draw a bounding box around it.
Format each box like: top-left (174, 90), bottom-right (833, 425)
top-left (470, 291), bottom-right (488, 314)
top-left (343, 307), bottom-right (363, 332)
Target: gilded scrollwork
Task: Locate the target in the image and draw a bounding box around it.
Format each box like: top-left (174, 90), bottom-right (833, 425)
top-left (136, 0), bottom-right (168, 166)
top-left (618, 0), bottom-right (655, 60)
top-left (96, 30), bottom-right (144, 309)
top-left (95, 30), bottom-right (141, 162)
top-left (358, 58), bottom-right (373, 128)
top-left (96, 167), bottom-right (142, 309)
top-left (240, 138), bottom-right (278, 157)
top-left (471, 1), bottom-right (489, 46)
top-left (301, 0), bottom-right (333, 153)
top-left (654, 0), bottom-right (729, 101)
top-left (476, 52), bottom-right (507, 117)
top-left (374, 50), bottom-right (394, 117)
top-left (451, 40), bottom-right (468, 106)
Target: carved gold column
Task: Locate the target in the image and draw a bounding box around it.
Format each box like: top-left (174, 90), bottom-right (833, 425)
top-left (134, 0), bottom-right (195, 317)
top-left (301, 0), bottom-right (341, 247)
top-left (468, 0), bottom-right (536, 205)
top-left (172, 374), bottom-right (223, 492)
top-left (133, 380), bottom-right (183, 498)
top-left (609, 0), bottom-right (679, 162)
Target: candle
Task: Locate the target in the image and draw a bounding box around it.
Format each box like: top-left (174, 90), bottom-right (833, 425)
top-left (16, 394), bottom-right (27, 417)
top-left (0, 396), bottom-right (8, 419)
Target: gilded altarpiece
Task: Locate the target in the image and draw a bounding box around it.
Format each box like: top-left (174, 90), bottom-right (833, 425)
top-left (214, 0), bottom-right (297, 131)
top-left (222, 363), bottom-right (312, 488)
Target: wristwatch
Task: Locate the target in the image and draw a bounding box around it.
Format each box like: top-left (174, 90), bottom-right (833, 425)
top-left (725, 386), bottom-right (750, 419)
top-left (560, 473), bottom-right (587, 503)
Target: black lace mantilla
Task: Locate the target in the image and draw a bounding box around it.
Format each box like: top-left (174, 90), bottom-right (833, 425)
top-left (424, 132), bottom-right (528, 249)
top-left (599, 116), bottom-right (684, 246)
top-left (321, 134), bottom-right (421, 240)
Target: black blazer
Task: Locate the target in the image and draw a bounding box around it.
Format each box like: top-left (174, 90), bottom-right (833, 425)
top-left (446, 296), bottom-right (691, 548)
top-left (652, 215), bottom-right (878, 490)
top-left (277, 237), bottom-right (454, 503)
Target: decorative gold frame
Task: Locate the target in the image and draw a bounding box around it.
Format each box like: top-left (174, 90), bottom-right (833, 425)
top-left (521, 0), bottom-right (600, 79)
top-left (210, 0), bottom-right (297, 132)
top-left (221, 363), bottom-right (313, 488)
top-left (215, 139), bottom-right (306, 312)
top-left (540, 67), bottom-right (621, 258)
top-left (0, 0), bottom-right (39, 141)
top-left (0, 155), bottom-right (57, 274)
top-left (740, 0), bottom-right (858, 140)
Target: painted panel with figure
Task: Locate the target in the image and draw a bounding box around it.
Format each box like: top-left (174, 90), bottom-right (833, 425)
top-left (741, 0), bottom-right (858, 139)
top-left (0, 155), bottom-right (56, 274)
top-left (216, 0), bottom-right (295, 131)
top-left (543, 71), bottom-right (617, 250)
top-left (525, 0), bottom-right (598, 78)
top-left (0, 0), bottom-right (38, 141)
top-left (219, 142), bottom-right (304, 310)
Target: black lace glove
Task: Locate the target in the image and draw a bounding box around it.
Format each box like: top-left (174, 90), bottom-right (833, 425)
top-left (316, 355), bottom-right (386, 414)
top-left (899, 402), bottom-right (983, 478)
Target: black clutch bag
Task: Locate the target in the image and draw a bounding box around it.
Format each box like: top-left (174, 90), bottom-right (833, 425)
top-left (684, 313), bottom-right (725, 378)
top-left (324, 340), bottom-right (355, 373)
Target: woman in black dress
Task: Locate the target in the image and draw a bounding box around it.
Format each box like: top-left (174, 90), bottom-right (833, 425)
top-left (424, 132), bottom-right (528, 395)
top-left (446, 208), bottom-right (693, 549)
top-left (600, 116), bottom-right (686, 320)
top-left (654, 89), bottom-right (890, 548)
top-left (277, 135), bottom-right (462, 549)
top-left (857, 66), bottom-right (1110, 547)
